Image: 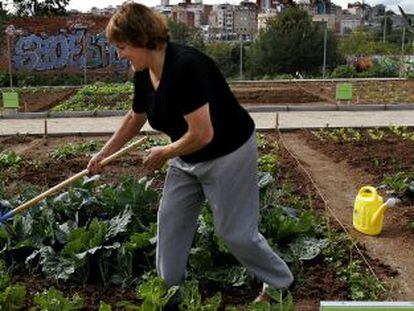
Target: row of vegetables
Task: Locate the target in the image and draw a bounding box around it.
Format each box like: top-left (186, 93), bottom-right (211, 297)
top-left (0, 134), bottom-right (387, 309)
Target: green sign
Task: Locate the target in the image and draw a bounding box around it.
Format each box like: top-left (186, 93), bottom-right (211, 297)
top-left (320, 301), bottom-right (414, 311)
top-left (336, 83), bottom-right (353, 101)
top-left (2, 92), bottom-right (19, 108)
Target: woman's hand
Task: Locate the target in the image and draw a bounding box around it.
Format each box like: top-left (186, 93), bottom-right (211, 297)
top-left (87, 152), bottom-right (107, 175)
top-left (143, 146), bottom-right (169, 171)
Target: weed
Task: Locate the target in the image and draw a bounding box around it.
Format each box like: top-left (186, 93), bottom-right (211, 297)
top-left (137, 276), bottom-right (179, 310)
top-left (0, 150), bottom-right (22, 170)
top-left (50, 140), bottom-right (104, 160)
top-left (33, 287), bottom-right (83, 310)
top-left (367, 128), bottom-right (386, 141)
top-left (139, 137), bottom-right (170, 151)
top-left (382, 172), bottom-right (414, 198)
top-left (258, 154), bottom-right (279, 174)
top-left (323, 231), bottom-right (386, 300)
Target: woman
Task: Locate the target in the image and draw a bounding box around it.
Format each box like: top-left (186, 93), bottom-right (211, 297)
top-left (87, 1), bottom-right (293, 303)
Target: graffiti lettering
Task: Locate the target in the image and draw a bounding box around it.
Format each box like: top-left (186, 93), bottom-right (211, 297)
top-left (13, 29), bottom-right (128, 71)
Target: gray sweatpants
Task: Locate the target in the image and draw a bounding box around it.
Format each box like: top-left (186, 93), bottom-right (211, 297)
top-left (156, 132), bottom-right (294, 289)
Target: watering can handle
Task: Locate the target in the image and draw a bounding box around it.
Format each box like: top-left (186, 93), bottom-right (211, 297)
top-left (11, 136), bottom-right (147, 216)
top-left (358, 186), bottom-right (377, 197)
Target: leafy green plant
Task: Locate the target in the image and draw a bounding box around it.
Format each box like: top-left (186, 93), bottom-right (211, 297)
top-left (258, 154), bottom-right (279, 174)
top-left (137, 276), bottom-right (179, 310)
top-left (312, 128), bottom-right (363, 143)
top-left (0, 150), bottom-right (22, 169)
top-left (260, 207), bottom-right (315, 245)
top-left (0, 260), bottom-right (26, 311)
top-left (49, 140), bottom-right (104, 160)
top-left (53, 83), bottom-right (133, 111)
top-left (338, 260), bottom-right (384, 300)
top-left (138, 137), bottom-right (170, 151)
top-left (311, 129), bottom-right (327, 141)
top-left (98, 301), bottom-right (112, 310)
top-left (179, 280), bottom-right (222, 310)
top-left (33, 287), bottom-right (83, 310)
top-left (345, 128), bottom-right (363, 142)
top-left (247, 289), bottom-right (294, 310)
top-left (330, 65), bottom-right (357, 78)
top-left (367, 128), bottom-right (386, 141)
top-left (256, 133), bottom-right (274, 151)
top-left (323, 231), bottom-right (385, 300)
top-left (0, 261), bottom-right (10, 290)
top-left (382, 172), bottom-right (414, 198)
top-left (0, 284), bottom-right (26, 311)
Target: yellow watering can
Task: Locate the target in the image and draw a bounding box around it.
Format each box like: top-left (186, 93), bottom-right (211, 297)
top-left (353, 186), bottom-right (399, 236)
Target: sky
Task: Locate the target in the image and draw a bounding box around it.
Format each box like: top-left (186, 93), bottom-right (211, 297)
top-left (66, 0), bottom-right (414, 14)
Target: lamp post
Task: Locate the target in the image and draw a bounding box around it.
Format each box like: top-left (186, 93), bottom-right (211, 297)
top-left (322, 23), bottom-right (328, 79)
top-left (239, 35), bottom-right (243, 80)
top-left (400, 26), bottom-right (406, 78)
top-left (5, 25), bottom-right (16, 88)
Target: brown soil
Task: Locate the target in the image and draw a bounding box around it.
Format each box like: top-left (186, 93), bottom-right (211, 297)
top-left (232, 84), bottom-right (323, 104)
top-left (281, 130), bottom-right (414, 299)
top-left (232, 80), bottom-right (414, 105)
top-left (0, 135), bottom-right (153, 190)
top-left (3, 80), bottom-right (414, 114)
top-left (20, 88), bottom-right (78, 112)
top-left (0, 133), bottom-right (398, 309)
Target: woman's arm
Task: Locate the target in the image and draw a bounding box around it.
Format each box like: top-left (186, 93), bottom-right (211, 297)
top-left (143, 103), bottom-right (213, 170)
top-left (88, 110), bottom-right (147, 173)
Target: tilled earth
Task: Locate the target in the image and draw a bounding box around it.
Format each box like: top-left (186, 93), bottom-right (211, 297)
top-left (302, 129), bottom-right (414, 239)
top-left (3, 80), bottom-right (414, 113)
top-left (0, 133), bottom-right (397, 309)
top-left (290, 129), bottom-right (414, 299)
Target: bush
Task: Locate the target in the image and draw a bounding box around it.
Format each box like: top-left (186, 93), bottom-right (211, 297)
top-left (0, 71), bottom-right (10, 87)
top-left (330, 65), bottom-right (357, 78)
top-left (357, 61), bottom-right (399, 78)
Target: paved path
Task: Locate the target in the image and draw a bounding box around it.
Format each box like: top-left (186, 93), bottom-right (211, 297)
top-left (1, 110), bottom-right (414, 136)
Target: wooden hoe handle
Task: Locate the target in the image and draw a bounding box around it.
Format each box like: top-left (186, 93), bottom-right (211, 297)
top-left (13, 136), bottom-right (147, 215)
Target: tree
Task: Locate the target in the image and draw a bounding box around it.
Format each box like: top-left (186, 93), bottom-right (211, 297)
top-left (246, 7), bottom-right (340, 77)
top-left (340, 28), bottom-right (398, 56)
top-left (399, 5), bottom-right (414, 34)
top-left (11, 0), bottom-right (69, 17)
top-left (168, 19), bottom-right (204, 51)
top-left (0, 1), bottom-right (10, 18)
top-left (204, 42), bottom-right (241, 78)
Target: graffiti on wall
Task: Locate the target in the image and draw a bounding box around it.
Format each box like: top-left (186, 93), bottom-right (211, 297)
top-left (13, 28), bottom-right (129, 71)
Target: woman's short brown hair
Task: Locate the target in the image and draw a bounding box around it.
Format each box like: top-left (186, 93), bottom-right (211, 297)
top-left (106, 1), bottom-right (169, 49)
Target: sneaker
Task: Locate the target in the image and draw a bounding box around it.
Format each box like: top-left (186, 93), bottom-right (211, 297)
top-left (253, 288), bottom-right (289, 303)
top-left (253, 289), bottom-right (272, 303)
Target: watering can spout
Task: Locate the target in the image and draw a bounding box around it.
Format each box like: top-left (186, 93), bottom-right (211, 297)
top-left (370, 198), bottom-right (399, 232)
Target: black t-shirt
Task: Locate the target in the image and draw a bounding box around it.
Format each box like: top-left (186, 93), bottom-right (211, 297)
top-left (133, 42), bottom-right (254, 163)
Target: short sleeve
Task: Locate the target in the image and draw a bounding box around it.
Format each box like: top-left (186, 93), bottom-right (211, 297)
top-left (132, 71), bottom-right (146, 114)
top-left (174, 55), bottom-right (211, 115)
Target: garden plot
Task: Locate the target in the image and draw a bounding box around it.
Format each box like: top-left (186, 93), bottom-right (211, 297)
top-left (6, 79), bottom-right (414, 114)
top-left (281, 127), bottom-right (414, 300)
top-left (0, 133), bottom-right (394, 310)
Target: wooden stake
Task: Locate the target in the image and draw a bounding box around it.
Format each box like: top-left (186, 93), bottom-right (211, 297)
top-left (276, 113), bottom-right (279, 129)
top-left (43, 119), bottom-right (48, 144)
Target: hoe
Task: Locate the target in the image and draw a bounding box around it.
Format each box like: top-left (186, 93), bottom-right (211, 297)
top-left (0, 136), bottom-right (147, 225)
